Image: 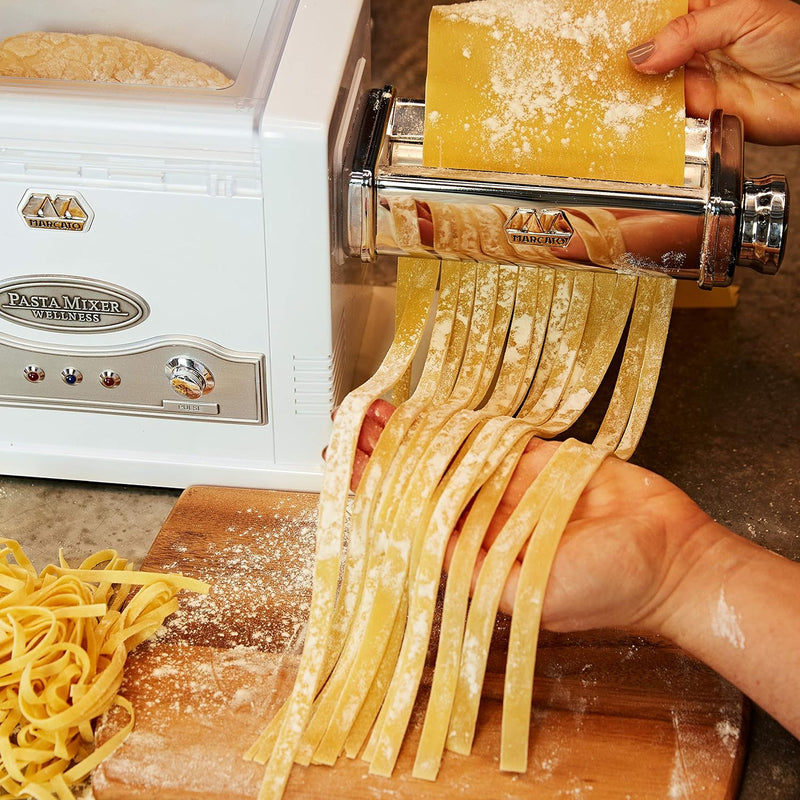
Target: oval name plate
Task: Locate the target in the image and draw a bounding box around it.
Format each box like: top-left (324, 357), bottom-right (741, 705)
top-left (0, 275), bottom-right (150, 333)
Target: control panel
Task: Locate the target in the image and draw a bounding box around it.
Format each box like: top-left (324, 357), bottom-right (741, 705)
top-left (1, 333), bottom-right (266, 423)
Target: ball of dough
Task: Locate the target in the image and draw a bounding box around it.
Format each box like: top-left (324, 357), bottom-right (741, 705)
top-left (0, 31), bottom-right (231, 88)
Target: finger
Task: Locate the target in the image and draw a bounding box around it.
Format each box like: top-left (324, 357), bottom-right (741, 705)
top-left (501, 437), bottom-right (560, 508)
top-left (366, 397), bottom-right (396, 427)
top-left (331, 397), bottom-right (395, 459)
top-left (351, 448), bottom-right (369, 492)
top-left (348, 398), bottom-right (398, 490)
top-left (357, 414), bottom-right (386, 457)
top-left (331, 397), bottom-right (395, 423)
top-left (627, 4), bottom-right (751, 74)
top-left (356, 398), bottom-right (396, 453)
top-left (443, 535), bottom-right (519, 618)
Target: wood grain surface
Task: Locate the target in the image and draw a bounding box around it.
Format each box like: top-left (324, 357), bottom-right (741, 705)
top-left (93, 486), bottom-right (748, 800)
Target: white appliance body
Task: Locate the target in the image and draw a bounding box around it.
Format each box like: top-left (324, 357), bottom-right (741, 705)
top-left (0, 0), bottom-right (374, 489)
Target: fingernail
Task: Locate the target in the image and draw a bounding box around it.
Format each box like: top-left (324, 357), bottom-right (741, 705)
top-left (627, 40), bottom-right (656, 66)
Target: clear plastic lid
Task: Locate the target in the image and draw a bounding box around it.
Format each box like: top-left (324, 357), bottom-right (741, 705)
top-left (0, 0), bottom-right (297, 100)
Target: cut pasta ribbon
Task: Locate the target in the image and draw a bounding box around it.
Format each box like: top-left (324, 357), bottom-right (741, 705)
top-left (0, 539), bottom-right (208, 800)
top-left (250, 256), bottom-right (675, 798)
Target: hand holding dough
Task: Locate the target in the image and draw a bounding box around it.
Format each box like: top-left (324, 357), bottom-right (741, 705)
top-left (353, 400), bottom-right (707, 634)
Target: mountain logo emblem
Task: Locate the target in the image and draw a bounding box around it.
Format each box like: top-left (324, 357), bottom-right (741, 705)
top-left (504, 208), bottom-right (573, 248)
top-left (19, 192), bottom-right (94, 231)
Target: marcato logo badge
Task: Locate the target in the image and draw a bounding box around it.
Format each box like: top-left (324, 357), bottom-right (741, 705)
top-left (0, 276), bottom-right (149, 333)
top-left (18, 191), bottom-right (94, 231)
top-left (504, 208), bottom-right (574, 248)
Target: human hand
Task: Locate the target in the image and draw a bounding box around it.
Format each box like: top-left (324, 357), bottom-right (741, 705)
top-left (351, 400), bottom-right (719, 637)
top-left (627, 0), bottom-right (800, 145)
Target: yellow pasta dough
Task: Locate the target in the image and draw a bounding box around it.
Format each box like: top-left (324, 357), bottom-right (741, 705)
top-left (248, 260), bottom-right (440, 798)
top-left (250, 259), bottom-right (675, 798)
top-left (423, 0), bottom-right (687, 184)
top-left (0, 539), bottom-right (208, 800)
top-left (0, 32), bottom-right (231, 88)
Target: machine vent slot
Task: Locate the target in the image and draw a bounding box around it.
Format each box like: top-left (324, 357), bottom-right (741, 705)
top-left (291, 308), bottom-right (352, 416)
top-left (291, 355), bottom-right (335, 416)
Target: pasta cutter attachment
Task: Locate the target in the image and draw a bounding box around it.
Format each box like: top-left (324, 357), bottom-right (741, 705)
top-left (346, 88), bottom-right (789, 288)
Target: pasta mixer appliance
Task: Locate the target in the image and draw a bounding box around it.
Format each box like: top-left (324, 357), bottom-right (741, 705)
top-left (0, 0), bottom-right (373, 490)
top-left (0, 0), bottom-right (790, 492)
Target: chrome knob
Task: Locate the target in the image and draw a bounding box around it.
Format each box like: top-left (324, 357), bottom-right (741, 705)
top-left (165, 357), bottom-right (215, 400)
top-left (739, 174), bottom-right (788, 274)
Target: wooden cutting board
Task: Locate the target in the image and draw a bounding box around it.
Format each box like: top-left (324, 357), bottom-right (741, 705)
top-left (93, 486), bottom-right (747, 800)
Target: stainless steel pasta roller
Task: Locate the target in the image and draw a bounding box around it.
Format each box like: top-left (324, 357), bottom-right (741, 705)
top-left (346, 87), bottom-right (789, 288)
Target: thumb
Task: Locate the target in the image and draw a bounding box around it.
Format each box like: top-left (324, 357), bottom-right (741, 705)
top-left (627, 5), bottom-right (743, 74)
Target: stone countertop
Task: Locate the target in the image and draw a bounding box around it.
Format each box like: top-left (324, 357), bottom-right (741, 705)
top-left (2, 1), bottom-right (799, 797)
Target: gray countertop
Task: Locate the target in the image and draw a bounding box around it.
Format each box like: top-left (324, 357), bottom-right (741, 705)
top-left (2, 1), bottom-right (798, 797)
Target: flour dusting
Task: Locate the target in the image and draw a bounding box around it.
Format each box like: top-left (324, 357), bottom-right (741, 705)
top-left (716, 718), bottom-right (741, 756)
top-left (667, 746), bottom-right (691, 799)
top-left (710, 588), bottom-right (746, 649)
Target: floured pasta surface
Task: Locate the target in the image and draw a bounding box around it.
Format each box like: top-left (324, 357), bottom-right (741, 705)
top-left (249, 256), bottom-right (675, 798)
top-left (0, 32), bottom-right (231, 88)
top-left (423, 0), bottom-right (687, 184)
top-left (0, 539), bottom-right (208, 800)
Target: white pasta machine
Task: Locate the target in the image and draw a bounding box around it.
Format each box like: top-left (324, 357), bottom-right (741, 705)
top-left (0, 0), bottom-right (789, 491)
top-left (0, 0), bottom-right (373, 490)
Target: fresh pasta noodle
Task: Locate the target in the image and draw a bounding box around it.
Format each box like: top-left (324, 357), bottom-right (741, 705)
top-left (500, 441), bottom-right (609, 772)
top-left (0, 539), bottom-right (208, 800)
top-left (246, 260), bottom-right (440, 797)
top-left (321, 265), bottom-right (507, 769)
top-left (249, 256), bottom-right (675, 797)
top-left (412, 428), bottom-right (530, 779)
